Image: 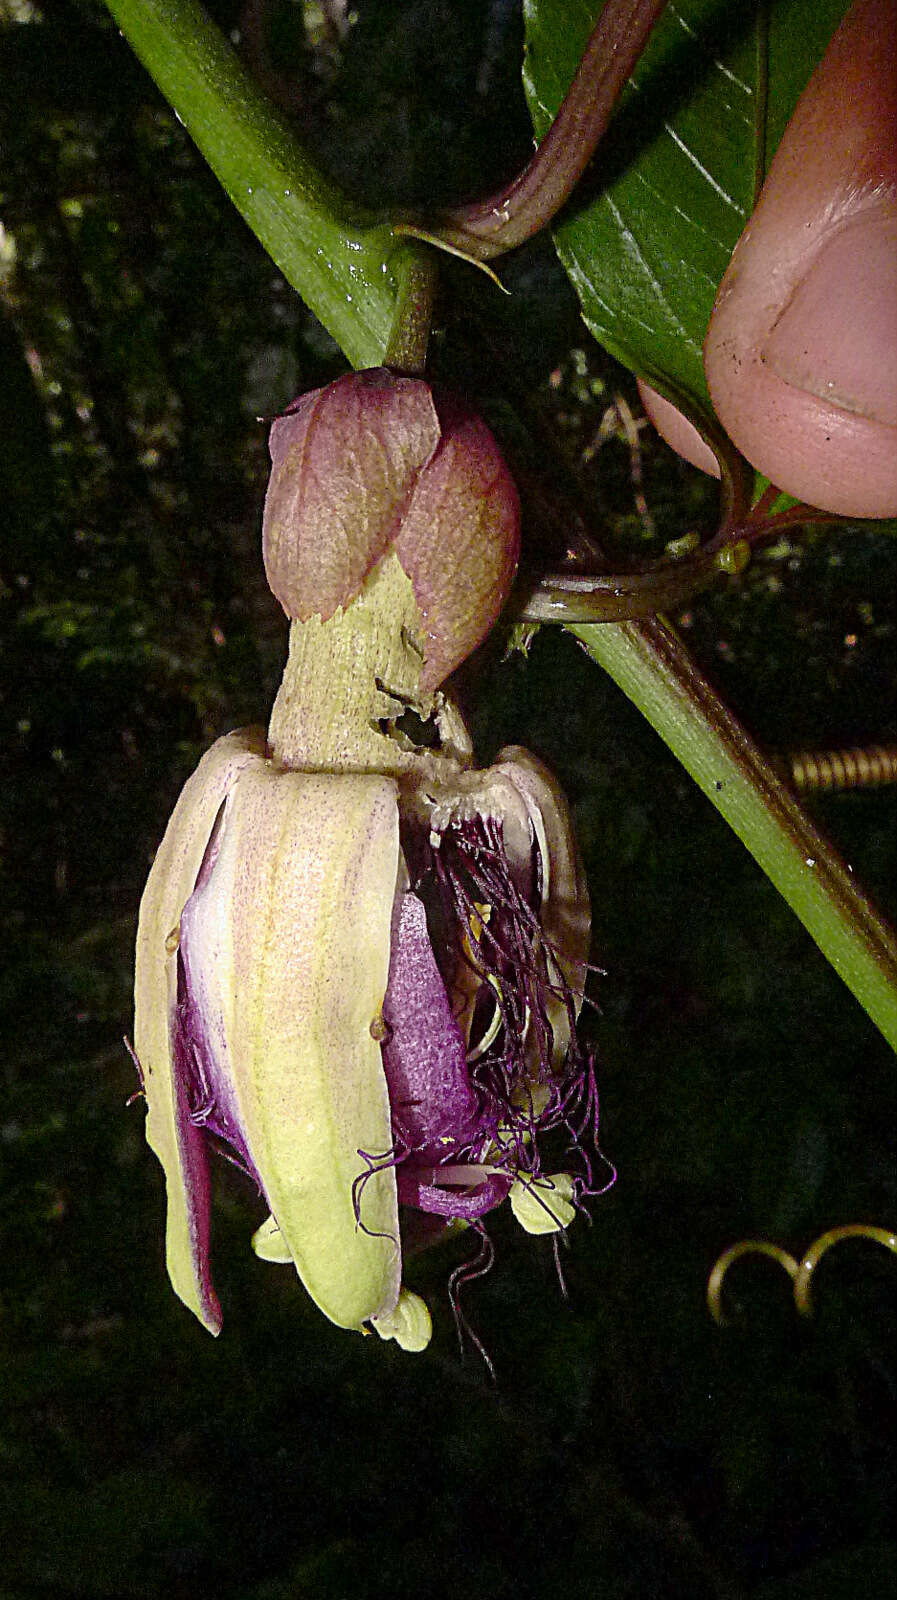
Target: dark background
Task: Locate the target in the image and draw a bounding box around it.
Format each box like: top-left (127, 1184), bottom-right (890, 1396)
top-left (1, 3), bottom-right (895, 1597)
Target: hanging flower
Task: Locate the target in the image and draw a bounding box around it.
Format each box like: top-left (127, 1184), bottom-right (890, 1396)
top-left (134, 368), bottom-right (606, 1351)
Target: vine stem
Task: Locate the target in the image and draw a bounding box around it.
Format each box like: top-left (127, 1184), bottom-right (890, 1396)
top-left (515, 502), bottom-right (838, 624)
top-left (517, 553), bottom-right (733, 623)
top-left (570, 617), bottom-right (897, 1050)
top-left (431, 0), bottom-right (669, 259)
top-left (102, 0), bottom-right (411, 369)
top-left (383, 251), bottom-right (438, 375)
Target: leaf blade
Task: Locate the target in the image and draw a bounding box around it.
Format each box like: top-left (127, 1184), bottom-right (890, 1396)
top-left (524, 0), bottom-right (851, 416)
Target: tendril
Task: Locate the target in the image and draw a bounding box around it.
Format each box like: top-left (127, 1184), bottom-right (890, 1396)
top-left (707, 1224), bottom-right (897, 1325)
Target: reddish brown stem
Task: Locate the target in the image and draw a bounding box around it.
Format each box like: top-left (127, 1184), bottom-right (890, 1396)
top-left (749, 482), bottom-right (781, 520)
top-left (435, 0), bottom-right (669, 260)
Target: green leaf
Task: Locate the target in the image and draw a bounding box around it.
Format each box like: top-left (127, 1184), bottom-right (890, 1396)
top-left (523, 0), bottom-right (851, 419)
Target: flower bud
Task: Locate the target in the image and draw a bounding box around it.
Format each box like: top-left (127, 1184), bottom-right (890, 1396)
top-left (262, 368), bottom-right (520, 690)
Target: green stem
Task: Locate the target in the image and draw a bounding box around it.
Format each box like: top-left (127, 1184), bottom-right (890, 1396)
top-left (102, 0), bottom-right (410, 369)
top-left (383, 251), bottom-right (438, 375)
top-left (570, 617), bottom-right (897, 1050)
top-left (106, 0), bottom-right (897, 1050)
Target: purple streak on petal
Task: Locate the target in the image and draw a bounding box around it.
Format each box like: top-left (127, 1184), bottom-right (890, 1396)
top-left (381, 890), bottom-right (480, 1154)
top-left (380, 822), bottom-right (608, 1231)
top-left (174, 911), bottom-right (262, 1190)
top-left (168, 1005), bottom-right (222, 1333)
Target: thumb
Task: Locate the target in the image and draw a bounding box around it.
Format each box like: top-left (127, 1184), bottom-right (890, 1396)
top-left (704, 0), bottom-right (897, 518)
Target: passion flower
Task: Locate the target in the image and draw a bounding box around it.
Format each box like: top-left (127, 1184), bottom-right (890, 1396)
top-left (134, 368), bottom-right (606, 1351)
top-left (135, 728), bottom-right (597, 1349)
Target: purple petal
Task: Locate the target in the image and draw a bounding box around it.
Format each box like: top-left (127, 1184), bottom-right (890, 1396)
top-left (381, 890), bottom-right (479, 1154)
top-left (396, 1168), bottom-right (511, 1220)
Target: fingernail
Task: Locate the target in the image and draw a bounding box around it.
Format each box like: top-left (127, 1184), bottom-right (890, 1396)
top-left (762, 208), bottom-right (897, 426)
top-left (636, 381), bottom-right (720, 477)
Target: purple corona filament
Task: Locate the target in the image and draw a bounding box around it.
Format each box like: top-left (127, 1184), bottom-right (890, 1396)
top-left (364, 807), bottom-right (606, 1240)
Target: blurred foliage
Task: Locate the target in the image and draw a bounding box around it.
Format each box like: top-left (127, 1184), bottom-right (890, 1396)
top-left (0, 4), bottom-right (894, 1598)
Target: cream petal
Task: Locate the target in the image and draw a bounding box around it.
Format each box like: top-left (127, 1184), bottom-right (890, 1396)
top-left (509, 1172), bottom-right (576, 1235)
top-left (371, 1288), bottom-right (432, 1353)
top-left (251, 1214), bottom-right (293, 1264)
top-left (185, 764), bottom-right (402, 1331)
top-left (134, 727), bottom-right (268, 1335)
top-left (495, 746), bottom-right (591, 1060)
